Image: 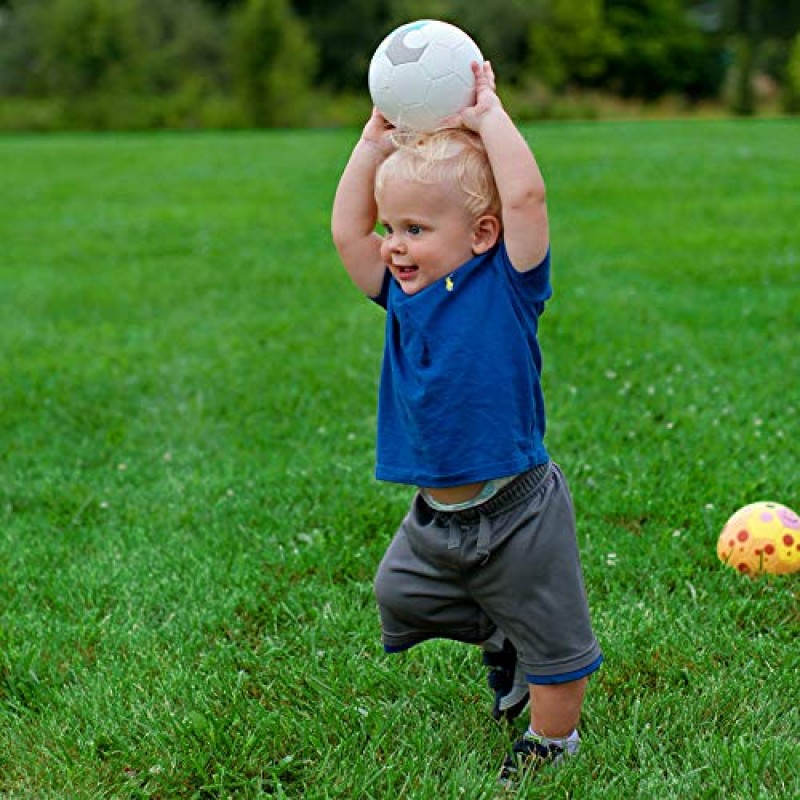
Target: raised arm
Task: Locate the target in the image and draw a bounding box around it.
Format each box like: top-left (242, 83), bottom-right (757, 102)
top-left (458, 62), bottom-right (549, 272)
top-left (331, 110), bottom-right (396, 297)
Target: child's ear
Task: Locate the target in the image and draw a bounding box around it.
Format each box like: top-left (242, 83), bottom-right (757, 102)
top-left (471, 214), bottom-right (501, 254)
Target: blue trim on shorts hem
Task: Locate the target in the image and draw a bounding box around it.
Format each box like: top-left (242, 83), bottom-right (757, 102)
top-left (525, 654), bottom-right (604, 685)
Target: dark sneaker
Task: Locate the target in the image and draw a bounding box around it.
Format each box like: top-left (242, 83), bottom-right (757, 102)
top-left (498, 731), bottom-right (576, 786)
top-left (483, 639), bottom-right (529, 721)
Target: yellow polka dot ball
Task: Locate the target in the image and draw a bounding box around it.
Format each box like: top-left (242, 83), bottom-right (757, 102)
top-left (717, 501), bottom-right (800, 576)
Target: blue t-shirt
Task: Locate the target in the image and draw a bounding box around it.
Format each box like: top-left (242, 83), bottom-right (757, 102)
top-left (371, 241), bottom-right (552, 487)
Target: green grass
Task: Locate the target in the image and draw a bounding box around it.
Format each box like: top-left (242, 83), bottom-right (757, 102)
top-left (0, 118), bottom-right (798, 798)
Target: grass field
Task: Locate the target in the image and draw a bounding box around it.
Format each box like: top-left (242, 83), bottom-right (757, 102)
top-left (1, 117), bottom-right (798, 798)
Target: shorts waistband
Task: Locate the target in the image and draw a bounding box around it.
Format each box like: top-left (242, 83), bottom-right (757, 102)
top-left (443, 462), bottom-right (551, 524)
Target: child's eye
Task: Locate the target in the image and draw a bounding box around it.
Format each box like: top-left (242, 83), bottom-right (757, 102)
top-left (382, 224), bottom-right (393, 235)
top-left (408, 224), bottom-right (422, 235)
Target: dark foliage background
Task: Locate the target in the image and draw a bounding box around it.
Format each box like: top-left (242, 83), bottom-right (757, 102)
top-left (0, 0), bottom-right (798, 129)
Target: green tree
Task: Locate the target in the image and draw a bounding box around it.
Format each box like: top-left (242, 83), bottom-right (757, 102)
top-left (0, 0), bottom-right (234, 128)
top-left (137, 0), bottom-right (228, 95)
top-left (527, 0), bottom-right (613, 90)
top-left (785, 31), bottom-right (800, 112)
top-left (603, 0), bottom-right (724, 100)
top-left (721, 0), bottom-right (800, 114)
top-left (293, 0), bottom-right (391, 91)
top-left (0, 1), bottom-right (44, 95)
top-left (37, 0), bottom-right (147, 97)
top-left (230, 0), bottom-right (317, 126)
top-left (724, 0), bottom-right (762, 113)
top-left (0, 0), bottom-right (226, 99)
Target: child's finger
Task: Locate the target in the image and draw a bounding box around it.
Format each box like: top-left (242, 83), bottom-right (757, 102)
top-left (483, 60), bottom-right (496, 91)
top-left (472, 60), bottom-right (496, 93)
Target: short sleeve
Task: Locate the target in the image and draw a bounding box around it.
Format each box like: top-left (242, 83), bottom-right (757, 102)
top-left (369, 269), bottom-right (392, 309)
top-left (502, 244), bottom-right (552, 304)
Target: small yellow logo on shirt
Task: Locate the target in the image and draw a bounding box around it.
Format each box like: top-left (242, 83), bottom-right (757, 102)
top-left (445, 276), bottom-right (454, 292)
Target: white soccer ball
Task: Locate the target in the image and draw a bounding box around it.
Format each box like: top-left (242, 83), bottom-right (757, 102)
top-left (368, 19), bottom-right (484, 133)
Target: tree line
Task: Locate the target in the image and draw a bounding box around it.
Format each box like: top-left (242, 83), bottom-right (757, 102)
top-left (0, 0), bottom-right (798, 131)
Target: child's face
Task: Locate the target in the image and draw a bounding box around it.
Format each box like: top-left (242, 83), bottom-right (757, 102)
top-left (376, 176), bottom-right (480, 295)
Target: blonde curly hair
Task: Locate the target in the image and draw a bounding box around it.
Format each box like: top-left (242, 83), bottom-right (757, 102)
top-left (375, 128), bottom-right (501, 220)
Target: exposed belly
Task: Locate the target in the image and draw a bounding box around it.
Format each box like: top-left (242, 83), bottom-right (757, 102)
top-left (423, 481), bottom-right (487, 505)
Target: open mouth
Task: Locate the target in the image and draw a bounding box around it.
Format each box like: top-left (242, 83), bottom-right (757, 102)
top-left (393, 264), bottom-right (419, 280)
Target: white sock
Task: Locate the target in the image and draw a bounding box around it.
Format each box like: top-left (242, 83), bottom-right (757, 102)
top-left (526, 727), bottom-right (581, 755)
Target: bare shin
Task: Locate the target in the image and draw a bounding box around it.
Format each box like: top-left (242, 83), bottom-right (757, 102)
top-left (529, 677), bottom-right (588, 738)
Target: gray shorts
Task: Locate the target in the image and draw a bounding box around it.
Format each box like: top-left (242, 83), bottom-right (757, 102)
top-left (374, 462), bottom-right (603, 683)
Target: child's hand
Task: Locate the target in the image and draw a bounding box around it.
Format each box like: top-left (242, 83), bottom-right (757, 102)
top-left (361, 108), bottom-right (396, 156)
top-left (441, 61), bottom-right (502, 133)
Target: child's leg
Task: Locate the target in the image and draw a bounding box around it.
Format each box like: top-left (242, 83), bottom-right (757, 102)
top-left (529, 677), bottom-right (588, 738)
top-left (498, 678), bottom-right (587, 784)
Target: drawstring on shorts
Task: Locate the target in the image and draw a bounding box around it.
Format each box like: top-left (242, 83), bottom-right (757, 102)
top-left (433, 463), bottom-right (552, 565)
